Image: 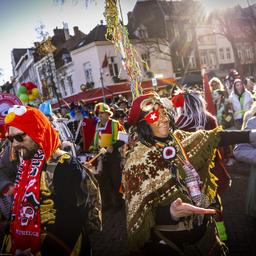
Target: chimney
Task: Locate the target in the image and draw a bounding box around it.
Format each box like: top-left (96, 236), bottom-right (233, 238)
top-left (63, 22), bottom-right (70, 40)
top-left (127, 12), bottom-right (132, 22)
top-left (73, 26), bottom-right (79, 37)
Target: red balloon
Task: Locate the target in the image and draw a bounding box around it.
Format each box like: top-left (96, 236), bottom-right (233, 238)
top-left (26, 82), bottom-right (37, 91)
top-left (21, 82), bottom-right (28, 88)
top-left (21, 82), bottom-right (37, 93)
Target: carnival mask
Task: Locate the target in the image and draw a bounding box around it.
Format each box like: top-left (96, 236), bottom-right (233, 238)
top-left (140, 95), bottom-right (163, 123)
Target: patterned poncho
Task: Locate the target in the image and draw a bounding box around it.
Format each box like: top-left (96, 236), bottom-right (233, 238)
top-left (122, 127), bottom-right (222, 251)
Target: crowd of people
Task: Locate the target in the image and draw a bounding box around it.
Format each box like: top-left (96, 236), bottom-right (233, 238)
top-left (0, 69), bottom-right (256, 255)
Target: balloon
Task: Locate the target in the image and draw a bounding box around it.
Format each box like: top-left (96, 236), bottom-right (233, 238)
top-left (19, 94), bottom-right (29, 102)
top-left (18, 86), bottom-right (27, 95)
top-left (31, 88), bottom-right (39, 98)
top-left (28, 94), bottom-right (36, 101)
top-left (39, 101), bottom-right (52, 116)
top-left (26, 82), bottom-right (37, 91)
top-left (21, 82), bottom-right (27, 87)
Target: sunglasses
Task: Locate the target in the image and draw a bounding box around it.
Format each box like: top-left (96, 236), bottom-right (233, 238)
top-left (7, 133), bottom-right (27, 143)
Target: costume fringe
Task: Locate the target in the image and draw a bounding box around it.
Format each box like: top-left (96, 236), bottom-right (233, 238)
top-left (40, 171), bottom-right (56, 225)
top-left (127, 181), bottom-right (193, 251)
top-left (177, 127), bottom-right (222, 205)
top-left (128, 209), bottom-right (155, 252)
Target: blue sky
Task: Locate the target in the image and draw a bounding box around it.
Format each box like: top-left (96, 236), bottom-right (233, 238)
top-left (0, 0), bottom-right (254, 84)
top-left (0, 0), bottom-right (136, 83)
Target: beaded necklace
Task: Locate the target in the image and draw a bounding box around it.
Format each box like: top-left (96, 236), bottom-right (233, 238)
top-left (155, 132), bottom-right (202, 206)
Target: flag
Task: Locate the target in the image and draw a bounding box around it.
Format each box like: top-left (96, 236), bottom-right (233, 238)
top-left (202, 67), bottom-right (216, 116)
top-left (102, 54), bottom-right (108, 68)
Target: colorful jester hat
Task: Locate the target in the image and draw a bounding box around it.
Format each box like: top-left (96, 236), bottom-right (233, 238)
top-left (94, 102), bottom-right (113, 116)
top-left (4, 105), bottom-right (61, 160)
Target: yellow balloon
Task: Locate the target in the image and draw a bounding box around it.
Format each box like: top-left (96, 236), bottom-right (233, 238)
top-left (32, 88), bottom-right (39, 98)
top-left (28, 94), bottom-right (36, 101)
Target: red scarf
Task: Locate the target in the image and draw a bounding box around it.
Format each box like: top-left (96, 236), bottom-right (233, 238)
top-left (11, 149), bottom-right (45, 254)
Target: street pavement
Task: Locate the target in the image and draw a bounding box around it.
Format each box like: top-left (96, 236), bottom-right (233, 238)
top-left (89, 161), bottom-right (256, 256)
top-left (222, 162), bottom-right (256, 256)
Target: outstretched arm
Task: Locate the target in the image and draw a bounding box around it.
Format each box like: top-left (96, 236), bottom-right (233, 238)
top-left (218, 130), bottom-right (250, 146)
top-left (233, 117), bottom-right (256, 165)
top-left (170, 198), bottom-right (216, 219)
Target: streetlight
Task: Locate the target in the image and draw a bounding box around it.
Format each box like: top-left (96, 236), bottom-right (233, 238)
top-left (99, 68), bottom-right (106, 103)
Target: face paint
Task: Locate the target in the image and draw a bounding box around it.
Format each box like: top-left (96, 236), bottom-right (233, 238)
top-left (149, 109), bottom-right (170, 138)
top-left (144, 108), bottom-right (160, 123)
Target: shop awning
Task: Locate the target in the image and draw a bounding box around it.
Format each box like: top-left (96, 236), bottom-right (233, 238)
top-left (52, 77), bottom-right (176, 109)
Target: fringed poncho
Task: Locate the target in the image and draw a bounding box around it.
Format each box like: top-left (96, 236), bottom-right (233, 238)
top-left (122, 127), bottom-right (222, 251)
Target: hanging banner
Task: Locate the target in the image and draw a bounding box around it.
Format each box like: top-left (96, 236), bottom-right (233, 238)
top-left (202, 67), bottom-right (216, 117)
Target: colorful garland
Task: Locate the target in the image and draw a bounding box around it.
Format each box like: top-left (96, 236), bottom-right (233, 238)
top-left (104, 0), bottom-right (142, 98)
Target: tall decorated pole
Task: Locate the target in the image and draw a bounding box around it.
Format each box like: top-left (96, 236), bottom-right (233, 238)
top-left (104, 0), bottom-right (143, 99)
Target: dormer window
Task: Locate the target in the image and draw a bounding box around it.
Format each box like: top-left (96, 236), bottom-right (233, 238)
top-left (134, 24), bottom-right (148, 39)
top-left (139, 28), bottom-right (148, 39)
top-left (62, 53), bottom-right (71, 64)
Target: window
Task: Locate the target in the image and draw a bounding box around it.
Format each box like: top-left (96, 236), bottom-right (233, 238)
top-left (219, 48), bottom-right (224, 60)
top-left (67, 75), bottom-right (74, 94)
top-left (200, 50), bottom-right (208, 65)
top-left (83, 62), bottom-right (94, 83)
top-left (173, 26), bottom-right (180, 39)
top-left (246, 47), bottom-right (253, 60)
top-left (187, 29), bottom-right (193, 42)
top-left (209, 50), bottom-right (217, 66)
top-left (226, 48), bottom-right (231, 60)
top-left (249, 48), bottom-right (253, 59)
top-left (141, 52), bottom-right (151, 72)
top-left (139, 27), bottom-right (148, 39)
top-left (60, 79), bottom-right (67, 96)
top-left (245, 48), bottom-right (250, 60)
top-left (108, 57), bottom-right (119, 77)
top-left (200, 55), bottom-right (207, 65)
top-left (238, 50), bottom-right (242, 61)
top-left (134, 25), bottom-right (148, 39)
top-left (181, 56), bottom-right (184, 68)
top-left (188, 52), bottom-right (196, 68)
